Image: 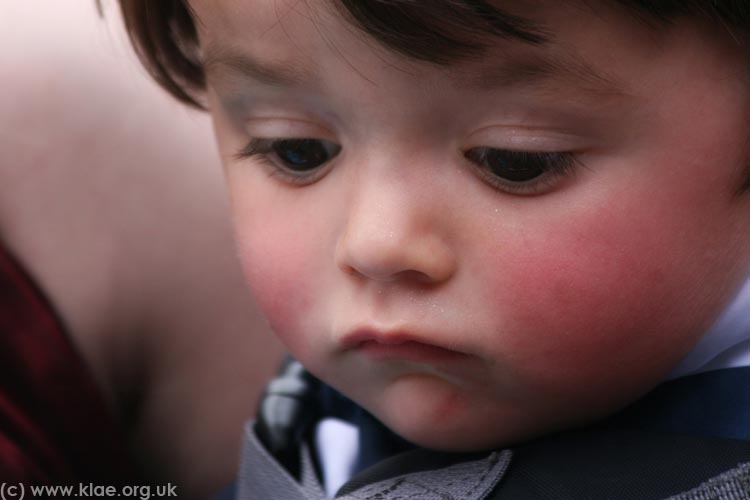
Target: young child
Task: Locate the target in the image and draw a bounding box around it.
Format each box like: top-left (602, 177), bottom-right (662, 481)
top-left (115, 0), bottom-right (750, 498)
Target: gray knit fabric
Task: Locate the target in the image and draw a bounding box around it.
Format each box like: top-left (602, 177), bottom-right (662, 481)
top-left (236, 421), bottom-right (511, 500)
top-left (335, 450), bottom-right (512, 500)
top-left (665, 463), bottom-right (750, 500)
top-left (237, 422), bottom-right (326, 500)
top-left (236, 420), bottom-right (749, 500)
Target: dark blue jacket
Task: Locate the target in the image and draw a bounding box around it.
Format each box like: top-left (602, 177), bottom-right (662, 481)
top-left (224, 364), bottom-right (750, 500)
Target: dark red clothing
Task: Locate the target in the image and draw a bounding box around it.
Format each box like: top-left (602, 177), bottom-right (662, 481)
top-left (0, 241), bottom-right (135, 483)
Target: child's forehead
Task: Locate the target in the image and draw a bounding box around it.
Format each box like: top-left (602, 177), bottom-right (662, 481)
top-left (193, 0), bottom-right (745, 114)
top-left (192, 0), bottom-right (621, 49)
top-left (192, 0), bottom-right (748, 83)
top-left (193, 1), bottom-right (658, 96)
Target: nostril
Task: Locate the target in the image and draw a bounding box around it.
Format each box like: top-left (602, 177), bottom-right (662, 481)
top-left (342, 266), bottom-right (433, 284)
top-left (339, 262), bottom-right (362, 278)
top-left (393, 269), bottom-right (437, 284)
top-left (335, 231), bottom-right (456, 284)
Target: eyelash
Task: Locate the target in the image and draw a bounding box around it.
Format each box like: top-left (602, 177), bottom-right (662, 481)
top-left (236, 137), bottom-right (580, 194)
top-left (235, 138), bottom-right (339, 185)
top-left (464, 148), bottom-right (580, 195)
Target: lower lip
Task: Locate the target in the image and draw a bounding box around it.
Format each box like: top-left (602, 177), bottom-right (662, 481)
top-left (355, 340), bottom-right (469, 363)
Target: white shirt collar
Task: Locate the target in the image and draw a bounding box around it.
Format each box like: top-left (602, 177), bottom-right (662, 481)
top-left (669, 278), bottom-right (750, 379)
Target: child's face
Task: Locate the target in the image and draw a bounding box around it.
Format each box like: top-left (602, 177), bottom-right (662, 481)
top-left (192, 0), bottom-right (750, 450)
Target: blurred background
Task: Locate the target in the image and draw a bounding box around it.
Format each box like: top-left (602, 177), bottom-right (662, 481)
top-left (0, 1), bottom-right (283, 496)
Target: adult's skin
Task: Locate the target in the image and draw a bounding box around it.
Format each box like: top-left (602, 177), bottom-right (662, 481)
top-left (0, 1), bottom-right (283, 496)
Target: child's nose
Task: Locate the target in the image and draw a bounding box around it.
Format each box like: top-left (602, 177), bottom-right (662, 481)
top-left (334, 183), bottom-right (456, 284)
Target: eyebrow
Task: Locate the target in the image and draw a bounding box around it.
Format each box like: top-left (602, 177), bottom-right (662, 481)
top-left (203, 45), bottom-right (317, 87)
top-left (203, 44), bottom-right (628, 99)
top-left (460, 52), bottom-right (628, 98)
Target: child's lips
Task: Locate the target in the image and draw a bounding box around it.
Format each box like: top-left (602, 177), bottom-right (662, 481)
top-left (341, 328), bottom-right (471, 363)
top-left (356, 340), bottom-right (471, 363)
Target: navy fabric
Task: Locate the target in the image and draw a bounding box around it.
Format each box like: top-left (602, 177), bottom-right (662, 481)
top-left (329, 367), bottom-right (750, 470)
top-left (213, 482), bottom-right (237, 500)
top-left (490, 429), bottom-right (750, 500)
top-left (604, 367), bottom-right (750, 440)
top-left (216, 366), bottom-right (750, 499)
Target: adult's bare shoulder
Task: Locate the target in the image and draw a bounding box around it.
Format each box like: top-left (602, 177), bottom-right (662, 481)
top-left (0, 2), bottom-right (282, 496)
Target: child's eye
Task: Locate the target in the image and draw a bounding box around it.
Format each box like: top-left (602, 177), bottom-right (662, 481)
top-left (464, 147), bottom-right (579, 195)
top-left (236, 138), bottom-right (341, 184)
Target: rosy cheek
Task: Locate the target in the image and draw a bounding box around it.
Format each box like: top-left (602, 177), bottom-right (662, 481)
top-left (481, 190), bottom-right (731, 396)
top-left (240, 239), bottom-right (309, 338)
top-left (231, 195), bottom-right (322, 351)
top-left (497, 86), bottom-right (749, 369)
top-left (514, 221), bottom-right (664, 341)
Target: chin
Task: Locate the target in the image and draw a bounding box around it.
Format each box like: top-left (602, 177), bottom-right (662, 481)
top-left (379, 410), bottom-right (523, 452)
top-left (364, 392), bottom-right (525, 452)
top-left (367, 390), bottom-right (606, 453)
top-left (384, 408), bottom-right (602, 453)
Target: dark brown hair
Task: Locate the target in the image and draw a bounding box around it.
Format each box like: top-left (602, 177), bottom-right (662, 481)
top-left (112, 0), bottom-right (749, 110)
